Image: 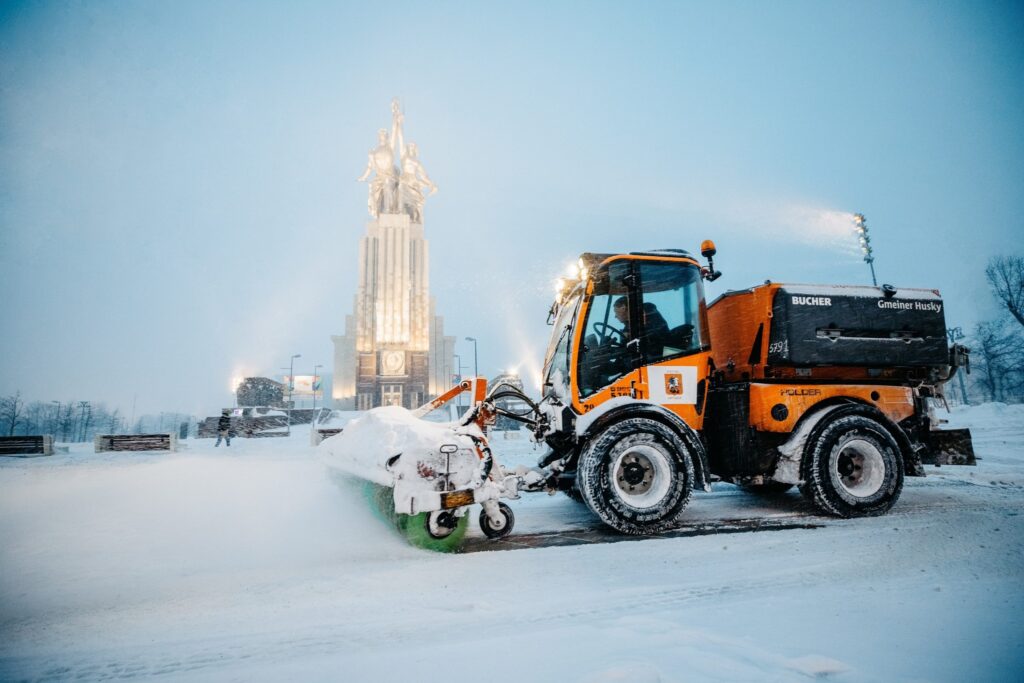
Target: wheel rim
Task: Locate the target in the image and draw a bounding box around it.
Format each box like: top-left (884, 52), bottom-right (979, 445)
top-left (831, 438), bottom-right (886, 498)
top-left (485, 511), bottom-right (506, 532)
top-left (611, 444), bottom-right (672, 509)
top-left (425, 510), bottom-right (458, 539)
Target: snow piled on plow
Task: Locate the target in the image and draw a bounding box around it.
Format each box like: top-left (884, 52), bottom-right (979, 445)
top-left (319, 406), bottom-right (482, 488)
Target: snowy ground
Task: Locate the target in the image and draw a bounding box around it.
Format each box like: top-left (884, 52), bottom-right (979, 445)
top-left (1, 404), bottom-right (1022, 682)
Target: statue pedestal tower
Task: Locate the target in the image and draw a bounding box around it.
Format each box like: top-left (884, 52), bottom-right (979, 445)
top-left (332, 100), bottom-right (454, 410)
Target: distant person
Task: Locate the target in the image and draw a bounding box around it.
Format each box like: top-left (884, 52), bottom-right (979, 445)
top-left (215, 409), bottom-right (231, 447)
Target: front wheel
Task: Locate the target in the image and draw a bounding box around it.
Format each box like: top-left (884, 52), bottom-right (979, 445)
top-left (479, 502), bottom-right (515, 539)
top-left (577, 417), bottom-right (694, 534)
top-left (801, 413), bottom-right (904, 517)
top-left (563, 486), bottom-right (586, 504)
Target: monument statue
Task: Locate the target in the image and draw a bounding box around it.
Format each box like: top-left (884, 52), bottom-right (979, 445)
top-left (357, 99), bottom-right (437, 222)
top-left (336, 98), bottom-right (454, 411)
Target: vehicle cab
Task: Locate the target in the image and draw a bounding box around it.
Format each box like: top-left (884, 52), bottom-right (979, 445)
top-left (540, 250), bottom-right (714, 441)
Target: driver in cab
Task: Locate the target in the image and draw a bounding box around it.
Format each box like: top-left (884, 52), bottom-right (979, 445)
top-left (582, 297), bottom-right (670, 393)
top-left (614, 297), bottom-right (669, 360)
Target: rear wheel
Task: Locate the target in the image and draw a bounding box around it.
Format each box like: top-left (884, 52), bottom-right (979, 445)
top-left (578, 417), bottom-right (694, 534)
top-left (801, 413), bottom-right (904, 517)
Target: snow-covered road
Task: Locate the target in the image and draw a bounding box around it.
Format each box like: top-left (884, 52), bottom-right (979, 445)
top-left (2, 404), bottom-right (1022, 682)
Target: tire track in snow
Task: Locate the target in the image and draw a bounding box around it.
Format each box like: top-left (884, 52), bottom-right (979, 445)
top-left (15, 475), bottom-right (1023, 681)
top-left (24, 566), bottom-right (842, 682)
top-left (462, 486), bottom-right (1024, 553)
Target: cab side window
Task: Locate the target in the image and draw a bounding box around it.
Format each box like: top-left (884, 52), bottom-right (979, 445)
top-left (577, 262), bottom-right (633, 397)
top-left (638, 262), bottom-right (706, 364)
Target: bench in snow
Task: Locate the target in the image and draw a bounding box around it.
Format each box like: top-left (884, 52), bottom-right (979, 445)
top-left (0, 435), bottom-right (54, 456)
top-left (311, 427), bottom-right (344, 446)
top-left (94, 433), bottom-right (177, 453)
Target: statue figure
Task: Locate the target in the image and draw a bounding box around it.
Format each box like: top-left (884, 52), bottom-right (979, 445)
top-left (392, 103), bottom-right (438, 224)
top-left (397, 142), bottom-right (437, 224)
top-left (357, 125), bottom-right (398, 219)
top-left (358, 99), bottom-right (436, 222)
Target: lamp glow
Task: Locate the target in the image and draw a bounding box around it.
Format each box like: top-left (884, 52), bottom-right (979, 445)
top-left (852, 213), bottom-right (877, 286)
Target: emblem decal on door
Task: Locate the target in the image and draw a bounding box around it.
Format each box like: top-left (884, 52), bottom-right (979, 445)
top-left (647, 366), bottom-right (698, 404)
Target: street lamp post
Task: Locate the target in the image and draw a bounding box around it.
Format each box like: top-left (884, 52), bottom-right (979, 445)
top-left (853, 213), bottom-right (877, 287)
top-left (287, 353), bottom-right (301, 435)
top-left (453, 353), bottom-right (464, 414)
top-left (465, 337), bottom-right (479, 377)
top-left (312, 363), bottom-right (323, 417)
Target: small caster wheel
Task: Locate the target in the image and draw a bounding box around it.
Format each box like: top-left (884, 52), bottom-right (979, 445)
top-left (425, 510), bottom-right (460, 539)
top-left (479, 502), bottom-right (515, 539)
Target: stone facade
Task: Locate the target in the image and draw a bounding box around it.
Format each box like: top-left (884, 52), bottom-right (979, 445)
top-left (332, 211), bottom-right (455, 410)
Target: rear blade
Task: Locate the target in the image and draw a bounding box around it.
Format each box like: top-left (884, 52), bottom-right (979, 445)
top-left (921, 428), bottom-right (976, 466)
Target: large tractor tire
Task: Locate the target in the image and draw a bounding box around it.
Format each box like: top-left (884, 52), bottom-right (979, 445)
top-left (577, 417), bottom-right (694, 534)
top-left (800, 413), bottom-right (904, 518)
top-left (563, 486), bottom-right (586, 504)
top-left (360, 481), bottom-right (468, 552)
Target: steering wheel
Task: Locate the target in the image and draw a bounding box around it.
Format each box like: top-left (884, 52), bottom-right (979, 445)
top-left (592, 322), bottom-right (625, 345)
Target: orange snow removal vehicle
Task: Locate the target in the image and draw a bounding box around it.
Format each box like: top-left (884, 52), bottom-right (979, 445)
top-left (372, 243), bottom-right (975, 546)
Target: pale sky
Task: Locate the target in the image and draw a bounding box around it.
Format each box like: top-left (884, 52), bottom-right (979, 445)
top-left (1, 1), bottom-right (1021, 416)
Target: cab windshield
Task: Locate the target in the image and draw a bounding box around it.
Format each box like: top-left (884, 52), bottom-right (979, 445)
top-left (542, 289), bottom-right (581, 394)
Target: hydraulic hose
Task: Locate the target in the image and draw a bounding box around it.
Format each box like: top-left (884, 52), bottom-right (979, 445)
top-left (486, 383), bottom-right (541, 413)
top-left (466, 433), bottom-right (494, 480)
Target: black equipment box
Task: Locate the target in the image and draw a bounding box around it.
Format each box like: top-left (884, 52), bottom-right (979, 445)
top-left (766, 286), bottom-right (949, 367)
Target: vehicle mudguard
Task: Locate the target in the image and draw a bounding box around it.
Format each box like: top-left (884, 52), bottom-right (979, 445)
top-left (579, 403), bottom-right (712, 491)
top-left (791, 400), bottom-right (923, 478)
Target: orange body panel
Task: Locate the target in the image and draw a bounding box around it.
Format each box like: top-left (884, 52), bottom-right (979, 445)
top-left (575, 353), bottom-right (713, 431)
top-left (748, 383), bottom-right (915, 432)
top-left (706, 284), bottom-right (781, 381)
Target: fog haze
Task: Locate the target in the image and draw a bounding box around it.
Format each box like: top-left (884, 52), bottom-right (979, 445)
top-left (1, 1), bottom-right (1021, 416)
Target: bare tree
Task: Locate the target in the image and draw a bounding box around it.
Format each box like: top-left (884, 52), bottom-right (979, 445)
top-left (76, 401), bottom-right (92, 442)
top-left (0, 392), bottom-right (25, 436)
top-left (986, 255), bottom-right (1024, 328)
top-left (971, 320), bottom-right (1023, 402)
top-left (22, 401), bottom-right (48, 436)
top-left (57, 403), bottom-right (75, 443)
top-left (106, 408), bottom-right (122, 435)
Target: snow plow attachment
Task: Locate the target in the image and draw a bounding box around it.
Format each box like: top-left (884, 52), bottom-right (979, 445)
top-left (320, 377), bottom-right (543, 552)
top-left (921, 428), bottom-right (976, 466)
top-left (358, 479), bottom-right (469, 552)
